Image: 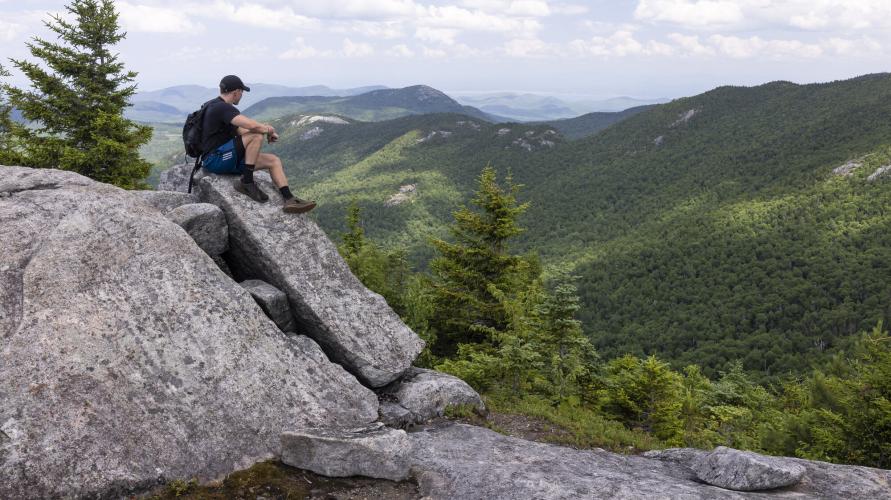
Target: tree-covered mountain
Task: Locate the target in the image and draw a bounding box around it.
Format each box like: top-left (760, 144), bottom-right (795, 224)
top-left (243, 85), bottom-right (504, 123)
top-left (263, 73), bottom-right (891, 379)
top-left (541, 105), bottom-right (654, 139)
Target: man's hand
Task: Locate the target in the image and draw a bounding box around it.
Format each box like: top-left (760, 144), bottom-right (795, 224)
top-left (268, 131), bottom-right (279, 143)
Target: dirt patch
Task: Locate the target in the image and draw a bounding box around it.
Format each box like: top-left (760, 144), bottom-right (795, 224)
top-left (146, 461), bottom-right (420, 500)
top-left (442, 410), bottom-right (577, 447)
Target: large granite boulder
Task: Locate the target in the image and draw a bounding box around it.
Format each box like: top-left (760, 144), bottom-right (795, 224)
top-left (281, 423), bottom-right (412, 481)
top-left (691, 446), bottom-right (806, 491)
top-left (380, 368), bottom-right (486, 427)
top-left (196, 172), bottom-right (425, 387)
top-left (166, 202), bottom-right (229, 256)
top-left (157, 161), bottom-right (203, 194)
top-left (408, 423), bottom-right (891, 499)
top-left (131, 189), bottom-right (198, 214)
top-left (0, 167), bottom-right (379, 499)
top-left (240, 279), bottom-right (298, 333)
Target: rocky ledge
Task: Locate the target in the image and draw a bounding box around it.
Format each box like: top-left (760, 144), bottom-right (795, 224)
top-left (2, 165), bottom-right (889, 499)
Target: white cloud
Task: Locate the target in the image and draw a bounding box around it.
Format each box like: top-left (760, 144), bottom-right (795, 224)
top-left (823, 37), bottom-right (882, 56)
top-left (633, 0), bottom-right (891, 31)
top-left (167, 43), bottom-right (269, 62)
top-left (387, 44), bottom-right (415, 57)
top-left (709, 35), bottom-right (823, 59)
top-left (570, 30), bottom-right (674, 57)
top-left (459, 0), bottom-right (551, 16)
top-left (118, 2), bottom-right (203, 33)
top-left (634, 0), bottom-right (743, 28)
top-left (415, 26), bottom-right (458, 45)
top-left (667, 33), bottom-right (716, 56)
top-left (278, 37), bottom-right (333, 59)
top-left (271, 0), bottom-right (421, 19)
top-left (503, 37), bottom-right (555, 57)
top-left (186, 1), bottom-right (318, 30)
top-left (332, 20), bottom-right (405, 39)
top-left (419, 5), bottom-right (542, 36)
top-left (421, 46), bottom-right (448, 58)
top-left (0, 19), bottom-right (24, 41)
top-left (342, 38), bottom-right (375, 57)
top-left (552, 3), bottom-right (589, 16)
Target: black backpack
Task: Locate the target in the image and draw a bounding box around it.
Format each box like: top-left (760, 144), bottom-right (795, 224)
top-left (182, 99), bottom-right (215, 193)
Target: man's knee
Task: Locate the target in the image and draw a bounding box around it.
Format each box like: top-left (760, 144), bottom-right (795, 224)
top-left (263, 153), bottom-right (282, 166)
top-left (242, 132), bottom-right (263, 145)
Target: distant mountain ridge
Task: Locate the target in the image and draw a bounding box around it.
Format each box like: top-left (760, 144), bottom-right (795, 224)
top-left (242, 85), bottom-right (506, 123)
top-left (451, 92), bottom-right (669, 121)
top-left (127, 83), bottom-right (389, 123)
top-left (542, 105), bottom-right (655, 139)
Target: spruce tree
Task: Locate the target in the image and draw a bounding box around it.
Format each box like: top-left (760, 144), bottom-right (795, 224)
top-left (0, 64), bottom-right (21, 165)
top-left (537, 270), bottom-right (596, 401)
top-left (341, 199), bottom-right (366, 258)
top-left (428, 165), bottom-right (533, 356)
top-left (2, 0), bottom-right (152, 188)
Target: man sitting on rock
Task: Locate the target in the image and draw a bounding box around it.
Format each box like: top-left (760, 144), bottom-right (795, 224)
top-left (201, 75), bottom-right (316, 213)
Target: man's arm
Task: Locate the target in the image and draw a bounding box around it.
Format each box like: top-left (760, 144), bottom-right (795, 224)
top-left (231, 114), bottom-right (274, 135)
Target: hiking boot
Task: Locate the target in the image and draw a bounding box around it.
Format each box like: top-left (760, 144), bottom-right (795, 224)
top-left (283, 197), bottom-right (316, 214)
top-left (233, 179), bottom-right (269, 203)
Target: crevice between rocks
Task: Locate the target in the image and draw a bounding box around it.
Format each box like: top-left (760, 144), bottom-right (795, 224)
top-left (0, 182), bottom-right (61, 195)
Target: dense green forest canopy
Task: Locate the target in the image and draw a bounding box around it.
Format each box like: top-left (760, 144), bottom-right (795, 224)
top-left (257, 73), bottom-right (891, 379)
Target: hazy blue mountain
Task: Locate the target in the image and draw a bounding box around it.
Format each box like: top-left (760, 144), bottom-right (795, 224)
top-left (451, 92), bottom-right (670, 121)
top-left (128, 83), bottom-right (389, 123)
top-left (242, 85), bottom-right (505, 123)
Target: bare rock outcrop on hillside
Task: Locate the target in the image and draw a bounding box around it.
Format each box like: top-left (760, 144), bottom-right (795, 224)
top-left (409, 424), bottom-right (891, 499)
top-left (0, 167), bottom-right (378, 499)
top-left (196, 172), bottom-right (424, 387)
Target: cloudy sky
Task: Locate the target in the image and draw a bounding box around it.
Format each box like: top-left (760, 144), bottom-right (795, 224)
top-left (1, 0), bottom-right (889, 99)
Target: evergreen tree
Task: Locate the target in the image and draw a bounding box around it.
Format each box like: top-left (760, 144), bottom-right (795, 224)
top-left (428, 165), bottom-right (533, 355)
top-left (536, 270), bottom-right (596, 401)
top-left (2, 0), bottom-right (151, 188)
top-left (0, 64), bottom-right (21, 165)
top-left (341, 198), bottom-right (365, 258)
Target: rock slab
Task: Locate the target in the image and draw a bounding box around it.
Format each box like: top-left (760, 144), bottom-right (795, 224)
top-left (408, 423), bottom-right (891, 500)
top-left (381, 368), bottom-right (485, 426)
top-left (166, 202), bottom-right (229, 256)
top-left (132, 189), bottom-right (198, 214)
top-left (0, 167), bottom-right (378, 499)
top-left (196, 172), bottom-right (425, 387)
top-left (281, 424), bottom-right (412, 481)
top-left (691, 446), bottom-right (806, 491)
top-left (240, 279), bottom-right (298, 333)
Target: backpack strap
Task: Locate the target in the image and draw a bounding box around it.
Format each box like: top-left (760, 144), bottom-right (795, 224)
top-left (187, 155), bottom-right (202, 194)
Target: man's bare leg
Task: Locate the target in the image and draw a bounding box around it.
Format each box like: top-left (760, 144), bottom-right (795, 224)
top-left (255, 152), bottom-right (288, 189)
top-left (241, 133), bottom-right (263, 166)
top-left (231, 132), bottom-right (269, 202)
top-left (254, 152), bottom-right (316, 213)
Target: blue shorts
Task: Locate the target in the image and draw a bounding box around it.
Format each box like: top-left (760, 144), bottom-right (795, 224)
top-left (202, 138), bottom-right (246, 174)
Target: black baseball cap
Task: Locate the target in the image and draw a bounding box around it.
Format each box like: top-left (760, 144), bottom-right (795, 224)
top-left (220, 75), bottom-right (250, 92)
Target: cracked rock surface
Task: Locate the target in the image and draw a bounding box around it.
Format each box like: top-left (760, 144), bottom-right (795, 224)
top-left (691, 446), bottom-right (806, 491)
top-left (166, 202), bottom-right (229, 256)
top-left (408, 423), bottom-right (891, 499)
top-left (0, 167), bottom-right (378, 499)
top-left (380, 368), bottom-right (485, 427)
top-left (281, 423), bottom-right (412, 481)
top-left (197, 172), bottom-right (424, 387)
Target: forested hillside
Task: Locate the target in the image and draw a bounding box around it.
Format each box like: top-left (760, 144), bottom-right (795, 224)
top-left (541, 104), bottom-right (653, 139)
top-left (266, 73), bottom-right (891, 378)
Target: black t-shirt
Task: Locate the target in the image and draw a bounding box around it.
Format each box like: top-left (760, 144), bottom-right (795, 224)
top-left (201, 97), bottom-right (240, 154)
